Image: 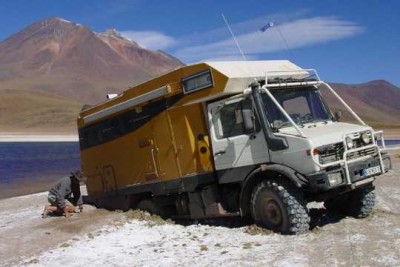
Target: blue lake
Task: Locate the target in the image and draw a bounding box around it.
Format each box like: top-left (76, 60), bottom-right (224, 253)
top-left (0, 142), bottom-right (80, 199)
top-left (378, 139), bottom-right (400, 147)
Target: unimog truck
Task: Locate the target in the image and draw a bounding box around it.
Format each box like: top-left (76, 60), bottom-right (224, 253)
top-left (77, 61), bottom-right (392, 233)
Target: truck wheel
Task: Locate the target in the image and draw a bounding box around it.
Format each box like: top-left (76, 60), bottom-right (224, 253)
top-left (136, 199), bottom-right (161, 215)
top-left (347, 184), bottom-right (376, 218)
top-left (251, 179), bottom-right (310, 234)
top-left (325, 184), bottom-right (375, 218)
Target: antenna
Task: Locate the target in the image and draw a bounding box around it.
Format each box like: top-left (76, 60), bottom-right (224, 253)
top-left (221, 13), bottom-right (247, 61)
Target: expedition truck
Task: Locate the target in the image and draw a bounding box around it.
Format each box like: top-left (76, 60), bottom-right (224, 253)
top-left (77, 61), bottom-right (392, 234)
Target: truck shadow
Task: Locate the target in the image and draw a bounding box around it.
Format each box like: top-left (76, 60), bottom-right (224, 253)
top-left (308, 208), bottom-right (346, 230)
top-left (173, 207), bottom-right (346, 232)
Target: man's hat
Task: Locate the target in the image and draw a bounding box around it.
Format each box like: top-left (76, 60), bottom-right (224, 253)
top-left (71, 170), bottom-right (86, 182)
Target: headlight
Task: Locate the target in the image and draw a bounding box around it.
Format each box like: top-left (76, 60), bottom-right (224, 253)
top-left (345, 137), bottom-right (354, 149)
top-left (327, 172), bottom-right (343, 186)
top-left (361, 132), bottom-right (372, 145)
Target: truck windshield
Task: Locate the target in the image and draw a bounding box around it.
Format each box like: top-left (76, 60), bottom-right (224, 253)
top-left (261, 87), bottom-right (332, 128)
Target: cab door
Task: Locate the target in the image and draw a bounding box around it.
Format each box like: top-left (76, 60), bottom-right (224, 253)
top-left (207, 97), bottom-right (269, 171)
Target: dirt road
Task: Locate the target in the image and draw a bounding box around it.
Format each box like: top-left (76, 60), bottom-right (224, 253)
top-left (0, 154), bottom-right (399, 266)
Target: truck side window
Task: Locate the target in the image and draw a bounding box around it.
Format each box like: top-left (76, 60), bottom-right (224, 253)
top-left (218, 98), bottom-right (260, 138)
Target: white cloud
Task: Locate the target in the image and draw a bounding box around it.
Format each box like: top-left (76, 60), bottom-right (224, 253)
top-left (119, 14), bottom-right (363, 63)
top-left (174, 16), bottom-right (364, 63)
top-left (120, 31), bottom-right (177, 51)
top-left (177, 10), bottom-right (310, 47)
top-left (199, 55), bottom-right (257, 63)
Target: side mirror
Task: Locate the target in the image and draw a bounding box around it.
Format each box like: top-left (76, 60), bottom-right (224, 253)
top-left (242, 108), bottom-right (254, 133)
top-left (334, 111), bottom-right (342, 122)
top-left (272, 120), bottom-right (283, 131)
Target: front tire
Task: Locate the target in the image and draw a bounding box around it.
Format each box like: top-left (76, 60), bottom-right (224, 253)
top-left (251, 179), bottom-right (310, 234)
top-left (325, 184), bottom-right (375, 218)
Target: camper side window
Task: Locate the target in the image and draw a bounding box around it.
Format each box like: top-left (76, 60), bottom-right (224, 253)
top-left (217, 99), bottom-right (259, 138)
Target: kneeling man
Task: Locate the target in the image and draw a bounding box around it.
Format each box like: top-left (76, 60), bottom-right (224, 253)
top-left (42, 170), bottom-right (84, 218)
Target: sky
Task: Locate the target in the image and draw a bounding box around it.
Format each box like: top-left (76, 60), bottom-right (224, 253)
top-left (0, 0), bottom-right (399, 86)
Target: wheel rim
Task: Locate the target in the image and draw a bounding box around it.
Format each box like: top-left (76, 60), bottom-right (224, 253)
top-left (263, 199), bottom-right (283, 227)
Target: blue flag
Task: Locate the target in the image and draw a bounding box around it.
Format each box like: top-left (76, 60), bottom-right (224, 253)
top-left (260, 22), bottom-right (274, 32)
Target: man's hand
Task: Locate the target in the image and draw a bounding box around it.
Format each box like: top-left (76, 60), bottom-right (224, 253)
top-left (63, 207), bottom-right (70, 218)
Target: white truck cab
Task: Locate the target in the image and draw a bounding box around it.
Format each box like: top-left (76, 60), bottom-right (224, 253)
top-left (207, 69), bottom-right (392, 233)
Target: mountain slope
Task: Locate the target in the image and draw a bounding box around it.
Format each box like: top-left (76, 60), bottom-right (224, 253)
top-left (0, 90), bottom-right (82, 133)
top-left (322, 80), bottom-right (400, 127)
top-left (0, 17), bottom-right (183, 104)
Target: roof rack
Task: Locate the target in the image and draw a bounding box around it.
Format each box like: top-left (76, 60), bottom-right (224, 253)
top-left (265, 69), bottom-right (322, 88)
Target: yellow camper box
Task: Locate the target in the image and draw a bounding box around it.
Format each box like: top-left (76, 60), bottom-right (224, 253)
top-left (78, 60), bottom-right (300, 201)
top-left (77, 59), bottom-right (389, 234)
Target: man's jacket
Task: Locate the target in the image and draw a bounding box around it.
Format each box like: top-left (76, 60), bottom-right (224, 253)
top-left (49, 176), bottom-right (83, 208)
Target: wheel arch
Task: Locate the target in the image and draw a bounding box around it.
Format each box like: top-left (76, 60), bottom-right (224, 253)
top-left (239, 164), bottom-right (305, 216)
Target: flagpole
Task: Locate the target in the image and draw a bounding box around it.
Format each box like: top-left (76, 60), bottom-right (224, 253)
top-left (261, 22), bottom-right (295, 61)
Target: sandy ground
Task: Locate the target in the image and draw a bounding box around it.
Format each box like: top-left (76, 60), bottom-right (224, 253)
top-left (0, 188), bottom-right (126, 266)
top-left (380, 129), bottom-right (400, 139)
top-left (0, 155), bottom-right (399, 267)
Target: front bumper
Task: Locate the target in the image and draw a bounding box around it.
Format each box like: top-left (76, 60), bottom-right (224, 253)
top-left (306, 153), bottom-right (391, 192)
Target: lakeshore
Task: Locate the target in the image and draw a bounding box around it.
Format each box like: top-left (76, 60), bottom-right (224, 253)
top-left (0, 133), bottom-right (78, 142)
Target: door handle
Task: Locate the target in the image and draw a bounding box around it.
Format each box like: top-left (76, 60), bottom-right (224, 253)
top-left (214, 150), bottom-right (226, 156)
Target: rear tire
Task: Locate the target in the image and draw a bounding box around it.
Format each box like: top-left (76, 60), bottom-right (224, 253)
top-left (251, 179), bottom-right (310, 234)
top-left (136, 199), bottom-right (161, 215)
top-left (325, 184), bottom-right (375, 218)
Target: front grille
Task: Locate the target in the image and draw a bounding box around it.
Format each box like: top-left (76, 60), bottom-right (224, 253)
top-left (318, 143), bottom-right (344, 164)
top-left (318, 139), bottom-right (377, 164)
top-left (347, 147), bottom-right (377, 160)
top-left (353, 138), bottom-right (365, 149)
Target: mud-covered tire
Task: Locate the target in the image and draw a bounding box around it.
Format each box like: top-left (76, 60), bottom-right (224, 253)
top-left (348, 185), bottom-right (375, 218)
top-left (251, 179), bottom-right (310, 234)
top-left (325, 184), bottom-right (375, 218)
top-left (136, 199), bottom-right (161, 215)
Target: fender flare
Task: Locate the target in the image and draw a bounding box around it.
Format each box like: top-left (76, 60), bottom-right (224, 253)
top-left (239, 164), bottom-right (307, 216)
